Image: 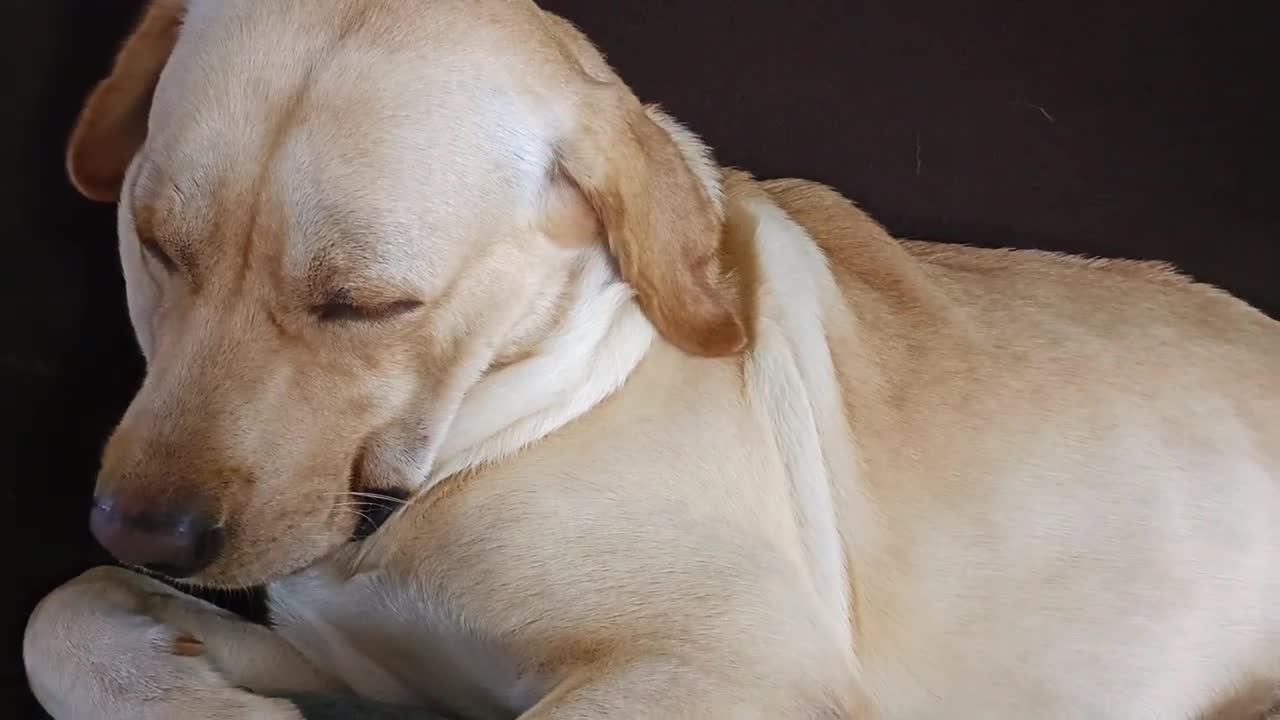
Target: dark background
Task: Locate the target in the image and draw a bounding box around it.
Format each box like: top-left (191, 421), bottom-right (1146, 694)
top-left (5, 1), bottom-right (1276, 716)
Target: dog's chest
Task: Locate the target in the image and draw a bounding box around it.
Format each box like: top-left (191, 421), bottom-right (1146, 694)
top-left (267, 564), bottom-right (547, 719)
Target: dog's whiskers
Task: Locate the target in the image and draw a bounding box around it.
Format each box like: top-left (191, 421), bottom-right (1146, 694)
top-left (328, 491), bottom-right (410, 505)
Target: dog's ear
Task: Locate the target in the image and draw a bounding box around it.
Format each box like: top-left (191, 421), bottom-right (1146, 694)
top-left (66, 0), bottom-right (184, 202)
top-left (558, 96), bottom-right (747, 358)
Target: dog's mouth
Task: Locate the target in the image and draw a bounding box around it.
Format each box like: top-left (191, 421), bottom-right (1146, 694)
top-left (121, 479), bottom-right (407, 588)
top-left (345, 444), bottom-right (415, 541)
top-left (348, 487), bottom-right (411, 541)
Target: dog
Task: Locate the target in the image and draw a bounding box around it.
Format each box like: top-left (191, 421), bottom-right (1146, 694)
top-left (23, 0), bottom-right (1280, 718)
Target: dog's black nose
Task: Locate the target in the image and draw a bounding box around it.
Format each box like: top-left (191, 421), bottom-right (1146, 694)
top-left (89, 496), bottom-right (223, 577)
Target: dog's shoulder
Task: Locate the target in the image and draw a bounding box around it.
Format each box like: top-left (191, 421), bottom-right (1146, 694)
top-left (753, 175), bottom-right (1197, 301)
top-left (747, 176), bottom-right (947, 320)
top-left (743, 174), bottom-right (1277, 427)
top-left (751, 175), bottom-right (1273, 338)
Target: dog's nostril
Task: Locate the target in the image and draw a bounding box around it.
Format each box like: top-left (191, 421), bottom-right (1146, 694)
top-left (89, 495), bottom-right (223, 578)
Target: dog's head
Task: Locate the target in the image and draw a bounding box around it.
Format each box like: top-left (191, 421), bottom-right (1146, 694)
top-left (70, 0), bottom-right (745, 586)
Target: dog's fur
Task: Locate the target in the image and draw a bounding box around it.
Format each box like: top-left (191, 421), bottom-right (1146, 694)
top-left (23, 1), bottom-right (1280, 718)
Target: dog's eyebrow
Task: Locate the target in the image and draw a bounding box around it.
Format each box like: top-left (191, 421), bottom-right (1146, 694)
top-left (303, 245), bottom-right (417, 303)
top-left (129, 172), bottom-right (205, 277)
top-left (131, 202), bottom-right (201, 280)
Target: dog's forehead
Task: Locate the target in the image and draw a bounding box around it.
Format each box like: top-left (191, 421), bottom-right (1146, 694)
top-left (139, 0), bottom-right (571, 273)
top-left (157, 0), bottom-right (567, 163)
top-left (165, 0), bottom-right (572, 115)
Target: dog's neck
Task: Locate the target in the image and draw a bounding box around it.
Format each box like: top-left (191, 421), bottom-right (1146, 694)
top-left (425, 110), bottom-right (721, 487)
top-left (428, 248), bottom-right (656, 484)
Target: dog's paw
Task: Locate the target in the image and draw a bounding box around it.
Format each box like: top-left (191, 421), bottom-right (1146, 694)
top-left (143, 587), bottom-right (344, 696)
top-left (24, 566), bottom-right (307, 719)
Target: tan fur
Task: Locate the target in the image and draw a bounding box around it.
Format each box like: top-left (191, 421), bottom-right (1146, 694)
top-left (26, 1), bottom-right (1280, 718)
top-left (65, 0), bottom-right (183, 202)
top-left (24, 567), bottom-right (325, 719)
top-left (560, 106), bottom-right (746, 358)
top-left (545, 12), bottom-right (744, 357)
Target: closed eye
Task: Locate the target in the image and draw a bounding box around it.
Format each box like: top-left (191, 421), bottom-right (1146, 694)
top-left (140, 236), bottom-right (178, 273)
top-left (312, 298), bottom-right (424, 323)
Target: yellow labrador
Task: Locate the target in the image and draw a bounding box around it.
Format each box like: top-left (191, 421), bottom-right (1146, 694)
top-left (23, 1), bottom-right (1280, 718)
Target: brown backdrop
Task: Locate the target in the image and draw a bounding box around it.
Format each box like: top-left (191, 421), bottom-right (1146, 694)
top-left (4, 1), bottom-right (1276, 716)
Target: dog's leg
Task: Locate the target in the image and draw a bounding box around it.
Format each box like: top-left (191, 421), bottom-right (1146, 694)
top-left (139, 581), bottom-right (343, 697)
top-left (26, 566), bottom-right (458, 720)
top-left (517, 658), bottom-right (853, 720)
top-left (22, 566), bottom-right (320, 719)
top-left (264, 692), bottom-right (457, 720)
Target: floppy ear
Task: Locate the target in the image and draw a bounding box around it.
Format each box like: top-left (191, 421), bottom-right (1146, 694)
top-left (558, 96), bottom-right (747, 358)
top-left (66, 0), bottom-right (184, 202)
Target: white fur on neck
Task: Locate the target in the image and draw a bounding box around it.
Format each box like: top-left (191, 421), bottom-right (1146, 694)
top-left (428, 110), bottom-right (713, 484)
top-left (742, 198), bottom-right (858, 660)
top-left (430, 249), bottom-right (655, 484)
top-left (400, 112), bottom-right (711, 494)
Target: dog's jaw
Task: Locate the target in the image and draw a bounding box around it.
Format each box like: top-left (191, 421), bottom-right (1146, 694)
top-left (413, 106), bottom-right (731, 483)
top-left (428, 247), bottom-right (655, 485)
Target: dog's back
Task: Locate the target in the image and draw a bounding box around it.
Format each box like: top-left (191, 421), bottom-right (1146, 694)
top-left (760, 175), bottom-right (1280, 717)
